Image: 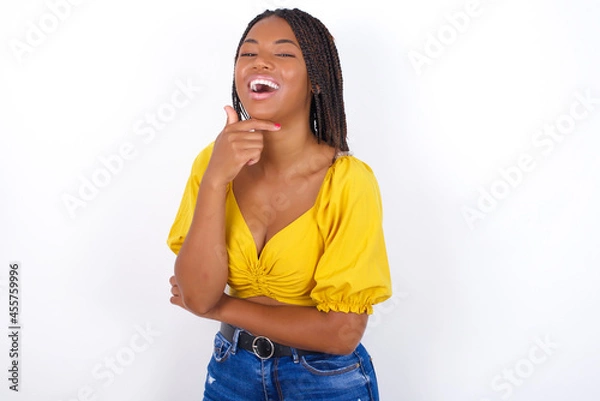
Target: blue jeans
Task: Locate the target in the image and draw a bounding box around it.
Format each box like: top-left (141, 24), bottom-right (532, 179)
top-left (202, 329), bottom-right (380, 401)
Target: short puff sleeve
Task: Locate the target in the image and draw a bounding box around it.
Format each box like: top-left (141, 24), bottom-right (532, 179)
top-left (166, 142), bottom-right (215, 254)
top-left (311, 157), bottom-right (392, 314)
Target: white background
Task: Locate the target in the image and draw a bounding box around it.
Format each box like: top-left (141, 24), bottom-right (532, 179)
top-left (1, 0), bottom-right (599, 400)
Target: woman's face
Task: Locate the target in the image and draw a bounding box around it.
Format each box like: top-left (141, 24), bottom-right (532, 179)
top-left (235, 16), bottom-right (312, 123)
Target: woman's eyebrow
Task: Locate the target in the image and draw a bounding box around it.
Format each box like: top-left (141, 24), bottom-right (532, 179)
top-left (243, 38), bottom-right (300, 48)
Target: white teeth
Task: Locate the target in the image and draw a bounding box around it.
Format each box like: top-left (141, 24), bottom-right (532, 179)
top-left (250, 78), bottom-right (280, 92)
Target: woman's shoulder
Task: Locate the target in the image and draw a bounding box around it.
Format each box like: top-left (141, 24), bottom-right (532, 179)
top-left (314, 151), bottom-right (385, 228)
top-left (327, 152), bottom-right (379, 186)
top-left (316, 152), bottom-right (382, 207)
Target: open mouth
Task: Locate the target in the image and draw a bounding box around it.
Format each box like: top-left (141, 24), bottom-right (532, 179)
top-left (249, 78), bottom-right (280, 94)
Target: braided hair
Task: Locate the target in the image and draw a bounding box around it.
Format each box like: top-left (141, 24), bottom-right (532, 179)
top-left (232, 8), bottom-right (349, 152)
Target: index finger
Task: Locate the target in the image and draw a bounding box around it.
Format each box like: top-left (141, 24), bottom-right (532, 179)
top-left (229, 118), bottom-right (281, 132)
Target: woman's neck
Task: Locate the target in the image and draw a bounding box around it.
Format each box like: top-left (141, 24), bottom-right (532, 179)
top-left (251, 125), bottom-right (334, 180)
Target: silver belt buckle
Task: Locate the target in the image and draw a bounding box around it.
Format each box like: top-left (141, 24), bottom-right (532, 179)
top-left (251, 335), bottom-right (275, 359)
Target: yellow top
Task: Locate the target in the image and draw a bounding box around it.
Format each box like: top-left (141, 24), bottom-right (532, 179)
top-left (167, 143), bottom-right (392, 314)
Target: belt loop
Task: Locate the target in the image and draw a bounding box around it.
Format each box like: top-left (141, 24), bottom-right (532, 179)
top-left (290, 347), bottom-right (300, 363)
top-left (231, 325), bottom-right (242, 355)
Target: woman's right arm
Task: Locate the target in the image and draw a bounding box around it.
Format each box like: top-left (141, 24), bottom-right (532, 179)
top-left (173, 170), bottom-right (230, 315)
top-left (173, 106), bottom-right (280, 314)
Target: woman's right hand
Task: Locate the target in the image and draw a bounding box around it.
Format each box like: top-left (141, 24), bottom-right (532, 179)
top-left (203, 105), bottom-right (281, 187)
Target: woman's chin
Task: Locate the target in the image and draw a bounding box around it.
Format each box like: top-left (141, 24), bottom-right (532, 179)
top-left (245, 108), bottom-right (279, 122)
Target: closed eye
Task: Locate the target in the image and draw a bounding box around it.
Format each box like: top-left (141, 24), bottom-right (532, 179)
top-left (276, 53), bottom-right (295, 58)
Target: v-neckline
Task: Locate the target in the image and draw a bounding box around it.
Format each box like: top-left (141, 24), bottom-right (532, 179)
top-left (230, 191), bottom-right (315, 259)
top-left (230, 156), bottom-right (343, 260)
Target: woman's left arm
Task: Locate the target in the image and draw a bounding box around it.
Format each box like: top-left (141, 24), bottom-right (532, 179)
top-left (169, 282), bottom-right (366, 355)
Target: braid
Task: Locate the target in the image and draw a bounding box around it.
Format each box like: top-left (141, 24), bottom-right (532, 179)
top-left (231, 8), bottom-right (349, 152)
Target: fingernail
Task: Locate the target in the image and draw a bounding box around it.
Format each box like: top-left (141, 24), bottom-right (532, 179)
top-left (274, 123), bottom-right (281, 129)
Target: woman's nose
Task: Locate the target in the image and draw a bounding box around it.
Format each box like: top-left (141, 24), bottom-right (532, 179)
top-left (252, 53), bottom-right (273, 70)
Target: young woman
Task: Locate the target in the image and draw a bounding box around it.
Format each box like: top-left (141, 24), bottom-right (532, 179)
top-left (167, 8), bottom-right (392, 401)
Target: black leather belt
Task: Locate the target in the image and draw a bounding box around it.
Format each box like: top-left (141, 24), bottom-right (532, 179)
top-left (219, 323), bottom-right (322, 360)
